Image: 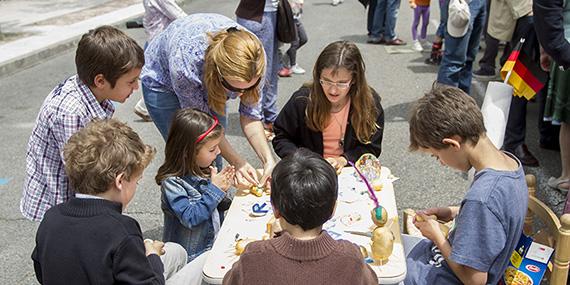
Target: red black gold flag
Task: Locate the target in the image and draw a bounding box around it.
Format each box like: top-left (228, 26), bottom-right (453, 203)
top-left (500, 39), bottom-right (548, 100)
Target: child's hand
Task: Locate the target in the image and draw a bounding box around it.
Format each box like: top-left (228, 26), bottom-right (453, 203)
top-left (211, 165), bottom-right (235, 192)
top-left (144, 239), bottom-right (166, 256)
top-left (414, 213), bottom-right (446, 245)
top-left (422, 207), bottom-right (455, 222)
top-left (409, 0), bottom-right (417, 8)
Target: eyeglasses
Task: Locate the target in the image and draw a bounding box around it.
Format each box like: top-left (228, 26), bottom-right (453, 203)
top-left (217, 65), bottom-right (261, 93)
top-left (319, 79), bottom-right (352, 90)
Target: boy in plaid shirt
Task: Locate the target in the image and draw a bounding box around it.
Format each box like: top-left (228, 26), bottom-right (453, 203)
top-left (20, 26), bottom-right (144, 221)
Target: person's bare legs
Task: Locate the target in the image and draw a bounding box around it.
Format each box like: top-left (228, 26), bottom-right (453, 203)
top-left (559, 123), bottom-right (570, 189)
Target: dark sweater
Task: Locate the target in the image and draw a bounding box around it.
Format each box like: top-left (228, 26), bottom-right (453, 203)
top-left (235, 0), bottom-right (265, 23)
top-left (222, 231), bottom-right (378, 285)
top-left (272, 87), bottom-right (385, 162)
top-left (32, 198), bottom-right (165, 285)
top-left (534, 0), bottom-right (570, 69)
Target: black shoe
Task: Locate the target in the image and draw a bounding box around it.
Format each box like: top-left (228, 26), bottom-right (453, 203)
top-left (425, 57), bottom-right (441, 65)
top-left (540, 141), bottom-right (560, 151)
top-left (367, 37), bottom-right (386, 44)
top-left (473, 67), bottom-right (498, 80)
top-left (506, 144), bottom-right (540, 167)
top-left (425, 42), bottom-right (442, 65)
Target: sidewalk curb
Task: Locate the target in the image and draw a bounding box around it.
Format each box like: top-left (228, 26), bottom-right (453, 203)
top-left (0, 3), bottom-right (144, 78)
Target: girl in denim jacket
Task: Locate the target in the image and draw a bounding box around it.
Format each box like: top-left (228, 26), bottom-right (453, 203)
top-left (156, 108), bottom-right (235, 261)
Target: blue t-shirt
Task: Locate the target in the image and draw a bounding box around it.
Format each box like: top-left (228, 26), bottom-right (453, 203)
top-left (405, 154), bottom-right (528, 285)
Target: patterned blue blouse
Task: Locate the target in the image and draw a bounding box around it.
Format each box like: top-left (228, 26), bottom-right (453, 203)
top-left (140, 13), bottom-right (263, 119)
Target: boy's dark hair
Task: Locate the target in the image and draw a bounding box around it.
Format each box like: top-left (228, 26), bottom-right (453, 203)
top-left (75, 25), bottom-right (144, 88)
top-left (63, 119), bottom-right (155, 195)
top-left (270, 148), bottom-right (338, 231)
top-left (409, 84), bottom-right (486, 151)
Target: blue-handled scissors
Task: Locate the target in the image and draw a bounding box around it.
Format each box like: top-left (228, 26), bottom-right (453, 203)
top-left (252, 202), bottom-right (269, 214)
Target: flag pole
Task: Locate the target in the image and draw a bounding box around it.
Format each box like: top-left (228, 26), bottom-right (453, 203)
top-left (504, 38), bottom-right (526, 84)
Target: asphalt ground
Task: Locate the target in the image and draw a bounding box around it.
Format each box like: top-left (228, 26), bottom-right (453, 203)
top-left (0, 0), bottom-right (564, 283)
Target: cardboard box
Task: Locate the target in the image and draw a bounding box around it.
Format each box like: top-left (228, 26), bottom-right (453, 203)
top-left (499, 233), bottom-right (554, 285)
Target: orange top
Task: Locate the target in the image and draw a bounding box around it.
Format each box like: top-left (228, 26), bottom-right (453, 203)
top-left (323, 99), bottom-right (351, 158)
top-left (413, 0), bottom-right (430, 6)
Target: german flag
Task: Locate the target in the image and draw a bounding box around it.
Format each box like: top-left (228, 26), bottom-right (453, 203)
top-left (500, 39), bottom-right (548, 100)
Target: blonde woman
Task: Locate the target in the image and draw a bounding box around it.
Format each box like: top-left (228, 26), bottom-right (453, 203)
top-left (272, 41), bottom-right (385, 173)
top-left (141, 13), bottom-right (275, 187)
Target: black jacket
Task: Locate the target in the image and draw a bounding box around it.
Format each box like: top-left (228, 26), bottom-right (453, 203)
top-left (272, 87), bottom-right (384, 163)
top-left (534, 0), bottom-right (570, 69)
top-left (32, 198), bottom-right (165, 285)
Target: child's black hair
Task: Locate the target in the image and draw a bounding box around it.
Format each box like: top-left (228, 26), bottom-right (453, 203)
top-left (270, 148), bottom-right (338, 230)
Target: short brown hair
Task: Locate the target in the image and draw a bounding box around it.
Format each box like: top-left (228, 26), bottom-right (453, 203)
top-left (75, 25), bottom-right (144, 88)
top-left (409, 84), bottom-right (486, 151)
top-left (63, 119), bottom-right (156, 195)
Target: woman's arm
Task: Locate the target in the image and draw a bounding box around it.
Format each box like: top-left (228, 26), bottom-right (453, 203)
top-left (240, 115), bottom-right (276, 187)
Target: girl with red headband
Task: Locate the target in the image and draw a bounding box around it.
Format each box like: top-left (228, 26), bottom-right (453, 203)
top-left (155, 108), bottom-right (235, 262)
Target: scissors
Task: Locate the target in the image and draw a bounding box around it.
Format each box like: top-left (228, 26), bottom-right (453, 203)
top-left (345, 230), bottom-right (373, 238)
top-left (251, 202), bottom-right (269, 215)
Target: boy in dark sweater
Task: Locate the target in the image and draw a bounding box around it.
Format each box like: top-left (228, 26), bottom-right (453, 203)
top-left (223, 148), bottom-right (378, 285)
top-left (32, 119), bottom-right (191, 285)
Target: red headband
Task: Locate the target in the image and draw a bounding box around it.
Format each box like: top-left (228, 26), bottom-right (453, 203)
top-left (196, 116), bottom-right (219, 143)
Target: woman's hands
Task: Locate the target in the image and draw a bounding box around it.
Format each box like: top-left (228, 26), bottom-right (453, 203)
top-left (260, 160), bottom-right (276, 189)
top-left (325, 156), bottom-right (347, 174)
top-left (211, 165), bottom-right (235, 192)
top-left (232, 160), bottom-right (275, 189)
top-left (234, 161), bottom-right (260, 187)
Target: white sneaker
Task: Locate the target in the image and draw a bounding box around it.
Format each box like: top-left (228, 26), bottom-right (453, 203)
top-left (290, 64), bottom-right (306, 74)
top-left (420, 39), bottom-right (431, 50)
top-left (134, 98), bottom-right (152, 122)
top-left (332, 0), bottom-right (341, 6)
top-left (412, 40), bottom-right (423, 52)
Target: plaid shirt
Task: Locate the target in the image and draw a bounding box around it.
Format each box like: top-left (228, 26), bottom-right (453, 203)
top-left (21, 75), bottom-right (114, 221)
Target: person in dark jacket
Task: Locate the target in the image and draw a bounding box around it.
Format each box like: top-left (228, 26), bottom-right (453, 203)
top-left (273, 41), bottom-right (384, 173)
top-left (534, 0), bottom-right (570, 203)
top-left (32, 119), bottom-right (194, 285)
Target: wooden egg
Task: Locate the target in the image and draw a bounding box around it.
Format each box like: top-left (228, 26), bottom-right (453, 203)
top-left (372, 180), bottom-right (383, 191)
top-left (371, 226), bottom-right (394, 264)
top-left (250, 185), bottom-right (263, 197)
top-left (370, 206), bottom-right (388, 227)
top-left (359, 245), bottom-right (369, 258)
top-left (235, 238), bottom-right (255, 256)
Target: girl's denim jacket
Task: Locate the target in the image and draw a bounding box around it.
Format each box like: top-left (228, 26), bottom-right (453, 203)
top-left (161, 175), bottom-right (225, 261)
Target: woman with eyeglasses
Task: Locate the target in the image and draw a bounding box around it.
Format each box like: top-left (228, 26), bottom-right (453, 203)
top-left (272, 41), bottom-right (385, 173)
top-left (141, 13), bottom-right (275, 187)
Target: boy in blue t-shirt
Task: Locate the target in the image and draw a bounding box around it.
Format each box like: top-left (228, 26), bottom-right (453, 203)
top-left (404, 85), bottom-right (528, 285)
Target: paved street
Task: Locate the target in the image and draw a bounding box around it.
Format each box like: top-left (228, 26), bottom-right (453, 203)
top-left (0, 0), bottom-right (564, 283)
